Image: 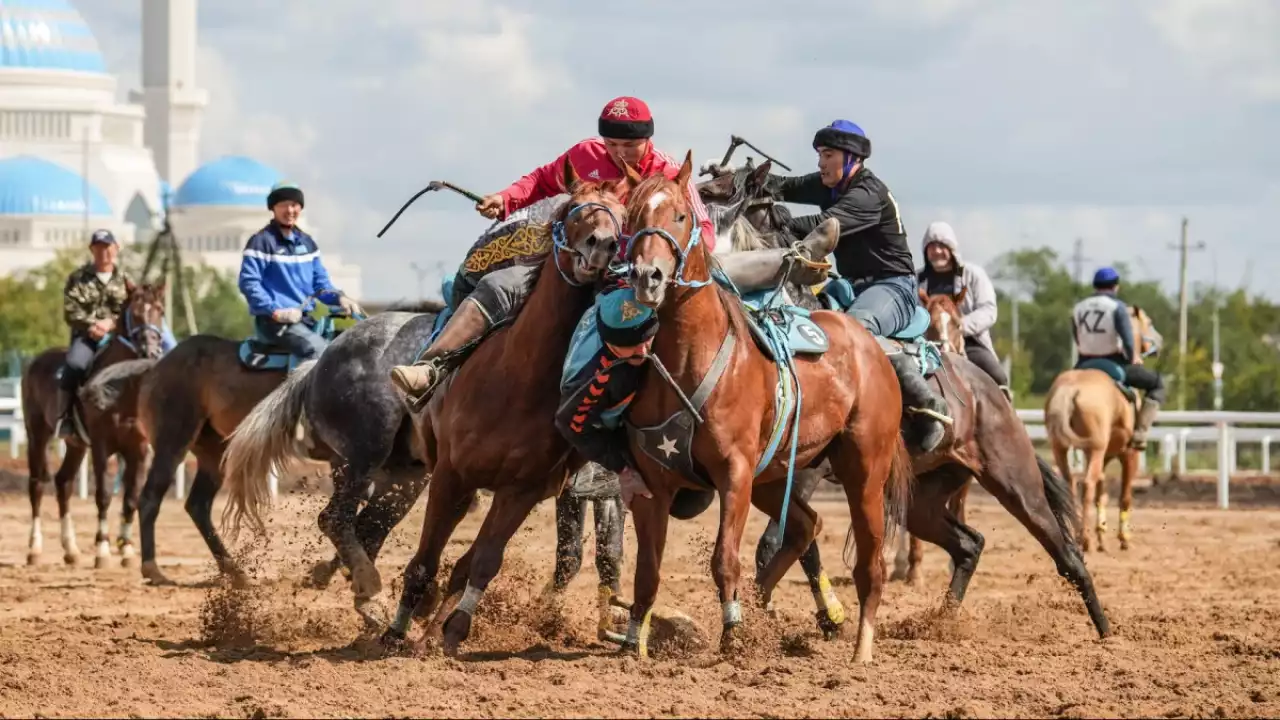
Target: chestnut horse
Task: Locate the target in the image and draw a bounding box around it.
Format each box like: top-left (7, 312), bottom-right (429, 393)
top-left (21, 282), bottom-right (168, 567)
top-left (1044, 306), bottom-right (1157, 552)
top-left (625, 152), bottom-right (912, 664)
top-left (372, 161), bottom-right (634, 653)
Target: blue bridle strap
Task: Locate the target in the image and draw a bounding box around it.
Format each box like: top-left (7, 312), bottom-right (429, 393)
top-left (626, 223), bottom-right (712, 289)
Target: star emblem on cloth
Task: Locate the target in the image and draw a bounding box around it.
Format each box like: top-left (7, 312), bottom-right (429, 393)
top-left (658, 436), bottom-right (678, 457)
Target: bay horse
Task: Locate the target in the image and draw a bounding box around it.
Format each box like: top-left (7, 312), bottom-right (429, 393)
top-left (1044, 306), bottom-right (1157, 552)
top-left (316, 160), bottom-right (632, 653)
top-left (20, 281), bottom-right (168, 567)
top-left (134, 298), bottom-right (356, 586)
top-left (626, 152), bottom-right (912, 664)
top-left (888, 289), bottom-right (971, 584)
top-left (706, 162), bottom-right (1110, 639)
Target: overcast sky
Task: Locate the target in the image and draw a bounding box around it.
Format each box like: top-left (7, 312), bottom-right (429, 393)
top-left (80, 0), bottom-right (1278, 303)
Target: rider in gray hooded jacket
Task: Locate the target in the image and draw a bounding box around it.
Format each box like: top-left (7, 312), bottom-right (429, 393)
top-left (915, 221), bottom-right (1011, 397)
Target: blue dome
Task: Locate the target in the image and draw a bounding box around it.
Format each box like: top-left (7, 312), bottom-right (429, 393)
top-left (0, 0), bottom-right (106, 74)
top-left (0, 155), bottom-right (111, 216)
top-left (173, 156), bottom-right (282, 208)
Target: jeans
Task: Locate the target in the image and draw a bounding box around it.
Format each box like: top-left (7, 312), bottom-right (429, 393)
top-left (848, 275), bottom-right (919, 337)
top-left (62, 334), bottom-right (97, 389)
top-left (963, 337), bottom-right (1009, 386)
top-left (254, 315), bottom-right (328, 361)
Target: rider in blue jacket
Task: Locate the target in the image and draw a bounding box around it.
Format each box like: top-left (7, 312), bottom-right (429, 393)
top-left (237, 182), bottom-right (357, 360)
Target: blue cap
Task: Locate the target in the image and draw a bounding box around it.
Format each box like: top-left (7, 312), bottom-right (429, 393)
top-left (1093, 266), bottom-right (1120, 287)
top-left (90, 229), bottom-right (116, 245)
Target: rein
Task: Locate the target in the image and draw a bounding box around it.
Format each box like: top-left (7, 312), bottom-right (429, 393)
top-left (106, 305), bottom-right (164, 356)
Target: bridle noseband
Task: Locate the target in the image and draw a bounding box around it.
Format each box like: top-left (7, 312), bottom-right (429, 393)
top-left (550, 200), bottom-right (624, 286)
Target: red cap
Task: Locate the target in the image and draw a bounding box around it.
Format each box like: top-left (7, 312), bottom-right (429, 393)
top-left (598, 96), bottom-right (654, 139)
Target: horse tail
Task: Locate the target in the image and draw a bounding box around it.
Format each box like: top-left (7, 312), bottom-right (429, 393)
top-left (220, 359), bottom-right (318, 541)
top-left (1045, 384), bottom-right (1087, 448)
top-left (1037, 454), bottom-right (1082, 547)
top-left (883, 434), bottom-right (915, 546)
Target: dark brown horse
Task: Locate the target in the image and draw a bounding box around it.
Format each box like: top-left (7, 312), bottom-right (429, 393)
top-left (625, 153), bottom-right (912, 664)
top-left (134, 302), bottom-right (354, 586)
top-left (21, 282), bottom-right (168, 566)
top-left (322, 160), bottom-right (635, 653)
top-left (889, 288), bottom-right (972, 584)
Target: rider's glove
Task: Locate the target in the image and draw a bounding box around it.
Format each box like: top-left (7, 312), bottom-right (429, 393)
top-left (272, 307), bottom-right (303, 324)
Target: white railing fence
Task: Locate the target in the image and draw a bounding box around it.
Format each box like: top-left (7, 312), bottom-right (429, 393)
top-left (0, 378), bottom-right (278, 502)
top-left (0, 379), bottom-right (1271, 509)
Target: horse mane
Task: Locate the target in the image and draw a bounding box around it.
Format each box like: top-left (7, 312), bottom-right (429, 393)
top-left (553, 179), bottom-right (623, 223)
top-left (81, 357), bottom-right (157, 411)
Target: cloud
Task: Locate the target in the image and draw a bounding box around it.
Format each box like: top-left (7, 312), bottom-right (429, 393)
top-left (73, 0), bottom-right (1276, 302)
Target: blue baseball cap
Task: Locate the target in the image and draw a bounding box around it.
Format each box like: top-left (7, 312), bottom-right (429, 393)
top-left (90, 229), bottom-right (116, 245)
top-left (1092, 266), bottom-right (1120, 287)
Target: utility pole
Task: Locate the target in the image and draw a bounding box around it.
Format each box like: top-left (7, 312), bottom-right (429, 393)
top-left (1070, 237), bottom-right (1091, 285)
top-left (1170, 217), bottom-right (1206, 410)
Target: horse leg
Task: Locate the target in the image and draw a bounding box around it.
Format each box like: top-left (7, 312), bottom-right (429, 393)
top-left (52, 443), bottom-right (87, 565)
top-left (318, 462), bottom-right (381, 603)
top-left (1119, 450), bottom-right (1137, 550)
top-left (90, 445), bottom-right (113, 569)
top-left (710, 460), bottom-right (755, 654)
top-left (1080, 449), bottom-right (1105, 552)
top-left (117, 448), bottom-right (143, 567)
top-left (975, 447), bottom-right (1112, 638)
top-left (1094, 453), bottom-right (1111, 552)
top-left (829, 434), bottom-right (894, 665)
top-left (26, 426), bottom-right (51, 566)
top-left (381, 467), bottom-right (472, 648)
top-left (346, 466), bottom-right (433, 626)
top-left (186, 442), bottom-right (246, 587)
top-left (750, 480), bottom-right (844, 639)
top-left (904, 468), bottom-right (983, 605)
top-left (139, 414), bottom-right (200, 585)
top-left (440, 485), bottom-right (545, 656)
top-left (591, 494), bottom-right (629, 642)
top-left (622, 485), bottom-right (674, 659)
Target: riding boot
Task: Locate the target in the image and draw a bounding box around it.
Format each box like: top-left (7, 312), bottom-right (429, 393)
top-left (716, 218), bottom-right (840, 292)
top-left (55, 382), bottom-right (79, 439)
top-left (389, 301), bottom-right (491, 399)
top-left (886, 351), bottom-right (953, 453)
top-left (1129, 398), bottom-right (1160, 450)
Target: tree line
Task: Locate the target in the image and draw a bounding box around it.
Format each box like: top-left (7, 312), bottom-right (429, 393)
top-left (1, 245), bottom-right (1277, 412)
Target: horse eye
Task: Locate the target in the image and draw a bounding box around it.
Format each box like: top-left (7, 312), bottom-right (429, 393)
top-left (587, 236), bottom-right (597, 247)
top-left (677, 213), bottom-right (687, 223)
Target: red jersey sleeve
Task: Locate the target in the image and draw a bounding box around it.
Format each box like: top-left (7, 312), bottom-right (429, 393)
top-left (498, 147), bottom-right (573, 218)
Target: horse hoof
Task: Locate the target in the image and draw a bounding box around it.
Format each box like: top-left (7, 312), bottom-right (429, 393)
top-left (63, 553), bottom-right (79, 567)
top-left (141, 561), bottom-right (175, 586)
top-left (94, 555), bottom-right (109, 570)
top-left (618, 640), bottom-right (642, 658)
top-left (355, 596), bottom-right (390, 629)
top-left (816, 611), bottom-right (844, 642)
top-left (441, 610), bottom-right (472, 654)
top-left (304, 559), bottom-right (340, 590)
top-left (350, 562), bottom-right (383, 600)
top-left (888, 568), bottom-right (909, 583)
top-left (26, 553), bottom-right (40, 567)
top-left (718, 624), bottom-right (744, 655)
top-left (378, 627), bottom-right (406, 649)
top-left (120, 555), bottom-right (136, 569)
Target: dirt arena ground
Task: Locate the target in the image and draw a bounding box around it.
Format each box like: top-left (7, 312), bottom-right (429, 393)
top-left (1, 480), bottom-right (1278, 718)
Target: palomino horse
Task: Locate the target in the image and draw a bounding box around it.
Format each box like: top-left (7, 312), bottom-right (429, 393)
top-left (135, 297), bottom-right (357, 586)
top-left (220, 304), bottom-right (441, 623)
top-left (626, 152), bottom-right (912, 664)
top-left (336, 161), bottom-right (633, 653)
top-left (1044, 306), bottom-right (1157, 552)
top-left (706, 162), bottom-right (1110, 638)
top-left (886, 289), bottom-right (974, 584)
top-left (21, 282), bottom-right (168, 567)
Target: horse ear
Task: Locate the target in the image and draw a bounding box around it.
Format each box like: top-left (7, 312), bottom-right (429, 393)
top-left (563, 155), bottom-right (580, 191)
top-left (953, 286), bottom-right (968, 306)
top-left (675, 150), bottom-right (694, 189)
top-left (622, 160), bottom-right (643, 187)
top-left (917, 286), bottom-right (930, 304)
top-left (746, 160), bottom-right (773, 195)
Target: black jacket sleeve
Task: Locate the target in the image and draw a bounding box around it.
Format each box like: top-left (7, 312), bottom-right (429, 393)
top-left (765, 172), bottom-right (883, 239)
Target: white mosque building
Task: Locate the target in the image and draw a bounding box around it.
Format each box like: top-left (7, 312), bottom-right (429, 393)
top-left (0, 0), bottom-right (361, 295)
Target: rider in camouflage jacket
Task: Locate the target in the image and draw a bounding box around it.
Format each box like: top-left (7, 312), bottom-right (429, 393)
top-left (63, 262), bottom-right (133, 336)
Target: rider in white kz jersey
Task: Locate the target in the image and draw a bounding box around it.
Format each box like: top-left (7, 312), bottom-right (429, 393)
top-left (1071, 267), bottom-right (1165, 449)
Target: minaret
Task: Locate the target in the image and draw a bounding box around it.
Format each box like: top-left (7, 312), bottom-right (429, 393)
top-left (130, 0), bottom-right (208, 186)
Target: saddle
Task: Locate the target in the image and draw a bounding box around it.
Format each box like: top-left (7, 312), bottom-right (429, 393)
top-left (1076, 357), bottom-right (1141, 407)
top-left (818, 277), bottom-right (944, 378)
top-left (237, 314), bottom-right (349, 371)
